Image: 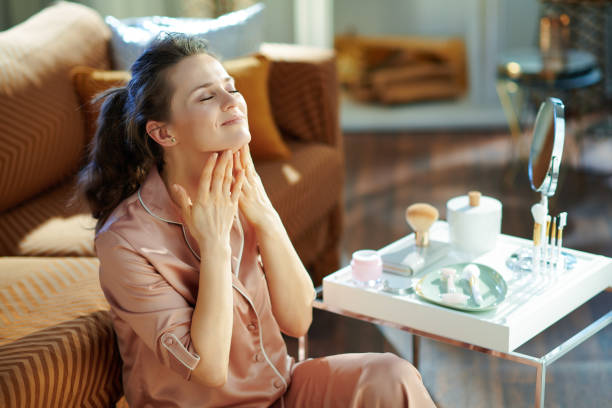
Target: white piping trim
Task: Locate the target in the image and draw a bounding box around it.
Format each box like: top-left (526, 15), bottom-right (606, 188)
top-left (160, 332), bottom-right (201, 370)
top-left (235, 215), bottom-right (244, 278)
top-left (232, 283), bottom-right (288, 390)
top-left (138, 188), bottom-right (245, 276)
top-left (181, 224), bottom-right (202, 262)
top-left (138, 188), bottom-right (182, 225)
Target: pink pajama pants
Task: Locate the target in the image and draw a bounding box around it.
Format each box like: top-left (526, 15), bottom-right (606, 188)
top-left (272, 352), bottom-right (436, 407)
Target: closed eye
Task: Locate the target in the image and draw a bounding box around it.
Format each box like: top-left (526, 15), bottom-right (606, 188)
top-left (199, 90), bottom-right (240, 102)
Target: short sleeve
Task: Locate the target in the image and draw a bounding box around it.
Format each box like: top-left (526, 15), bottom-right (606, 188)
top-left (95, 229), bottom-right (201, 380)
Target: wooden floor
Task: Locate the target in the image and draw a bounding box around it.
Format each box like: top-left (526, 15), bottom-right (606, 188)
top-left (285, 127), bottom-right (611, 407)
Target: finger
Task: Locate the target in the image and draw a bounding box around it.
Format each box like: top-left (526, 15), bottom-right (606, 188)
top-left (223, 153), bottom-right (233, 198)
top-left (211, 150), bottom-right (232, 195)
top-left (196, 152), bottom-right (218, 204)
top-left (172, 184), bottom-right (192, 215)
top-left (236, 145), bottom-right (244, 170)
top-left (243, 143), bottom-right (255, 169)
top-left (239, 145), bottom-right (249, 170)
top-left (233, 150), bottom-right (243, 172)
top-left (231, 170), bottom-right (245, 204)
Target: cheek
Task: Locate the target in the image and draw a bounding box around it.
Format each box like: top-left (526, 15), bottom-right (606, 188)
top-left (240, 97), bottom-right (248, 116)
top-left (174, 106), bottom-right (215, 135)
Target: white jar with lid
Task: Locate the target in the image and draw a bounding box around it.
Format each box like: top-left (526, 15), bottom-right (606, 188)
top-left (446, 191), bottom-right (502, 254)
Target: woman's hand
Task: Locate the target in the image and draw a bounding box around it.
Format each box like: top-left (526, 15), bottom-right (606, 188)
top-left (172, 150), bottom-right (245, 252)
top-left (234, 144), bottom-right (278, 229)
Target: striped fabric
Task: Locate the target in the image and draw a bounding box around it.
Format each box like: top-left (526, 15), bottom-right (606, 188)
top-left (291, 203), bottom-right (343, 285)
top-left (0, 181), bottom-right (95, 257)
top-left (258, 142), bottom-right (344, 284)
top-left (260, 142), bottom-right (343, 243)
top-left (262, 43), bottom-right (342, 150)
top-left (0, 2), bottom-right (111, 213)
top-left (257, 45), bottom-right (344, 283)
top-left (0, 257), bottom-right (123, 407)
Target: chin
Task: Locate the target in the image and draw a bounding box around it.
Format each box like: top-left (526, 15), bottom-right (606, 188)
top-left (231, 133), bottom-right (251, 153)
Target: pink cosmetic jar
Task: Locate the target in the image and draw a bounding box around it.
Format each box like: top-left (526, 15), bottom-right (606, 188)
top-left (350, 250), bottom-right (382, 284)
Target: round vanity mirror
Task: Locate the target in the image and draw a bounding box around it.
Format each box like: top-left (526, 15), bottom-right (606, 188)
top-left (528, 97), bottom-right (565, 197)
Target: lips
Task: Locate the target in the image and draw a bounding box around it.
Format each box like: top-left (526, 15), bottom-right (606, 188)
top-left (221, 116), bottom-right (244, 126)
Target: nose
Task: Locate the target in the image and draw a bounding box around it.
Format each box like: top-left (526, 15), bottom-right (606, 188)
top-left (220, 89), bottom-right (239, 111)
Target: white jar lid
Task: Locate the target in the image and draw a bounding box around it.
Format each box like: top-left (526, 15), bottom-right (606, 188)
top-left (446, 194), bottom-right (502, 215)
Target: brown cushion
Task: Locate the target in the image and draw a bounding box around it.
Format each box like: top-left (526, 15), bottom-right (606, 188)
top-left (0, 1), bottom-right (111, 213)
top-left (261, 43), bottom-right (340, 148)
top-left (258, 141), bottom-right (344, 241)
top-left (0, 181), bottom-right (96, 256)
top-left (0, 257), bottom-right (122, 406)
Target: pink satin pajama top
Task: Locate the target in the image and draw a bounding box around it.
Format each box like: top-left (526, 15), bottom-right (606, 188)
top-left (95, 166), bottom-right (294, 408)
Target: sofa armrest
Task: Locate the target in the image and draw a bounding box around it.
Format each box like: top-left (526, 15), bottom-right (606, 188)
top-left (260, 43), bottom-right (342, 151)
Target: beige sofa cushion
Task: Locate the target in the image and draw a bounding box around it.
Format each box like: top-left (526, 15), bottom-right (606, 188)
top-left (0, 257), bottom-right (122, 406)
top-left (0, 142), bottom-right (342, 258)
top-left (0, 181), bottom-right (95, 257)
top-left (0, 1), bottom-right (111, 212)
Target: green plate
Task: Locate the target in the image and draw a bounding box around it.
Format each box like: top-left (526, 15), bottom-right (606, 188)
top-left (415, 263), bottom-right (507, 312)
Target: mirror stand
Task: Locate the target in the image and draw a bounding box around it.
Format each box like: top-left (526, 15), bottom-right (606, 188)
top-left (506, 97), bottom-right (576, 277)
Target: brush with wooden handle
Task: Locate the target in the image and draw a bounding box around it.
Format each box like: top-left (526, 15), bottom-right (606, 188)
top-left (405, 203), bottom-right (439, 247)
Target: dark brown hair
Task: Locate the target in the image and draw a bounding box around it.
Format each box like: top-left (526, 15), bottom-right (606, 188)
top-left (75, 33), bottom-right (211, 232)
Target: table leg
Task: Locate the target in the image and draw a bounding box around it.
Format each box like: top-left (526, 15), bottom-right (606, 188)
top-left (535, 362), bottom-right (546, 408)
top-left (412, 334), bottom-right (420, 370)
top-left (298, 334), bottom-right (308, 362)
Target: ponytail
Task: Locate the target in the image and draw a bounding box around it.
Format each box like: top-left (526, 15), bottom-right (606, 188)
top-left (73, 33), bottom-right (211, 232)
top-left (78, 87), bottom-right (161, 232)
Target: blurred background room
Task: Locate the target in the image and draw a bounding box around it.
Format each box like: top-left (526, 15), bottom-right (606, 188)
top-left (1, 1), bottom-right (610, 407)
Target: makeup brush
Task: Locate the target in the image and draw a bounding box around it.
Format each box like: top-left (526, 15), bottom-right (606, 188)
top-left (405, 203), bottom-right (439, 247)
top-left (550, 216), bottom-right (557, 261)
top-left (544, 215), bottom-right (551, 262)
top-left (531, 204), bottom-right (547, 270)
top-left (531, 204), bottom-right (547, 245)
top-left (557, 212), bottom-right (567, 263)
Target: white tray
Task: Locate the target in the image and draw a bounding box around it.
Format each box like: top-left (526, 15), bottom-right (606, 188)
top-left (323, 222), bottom-right (612, 352)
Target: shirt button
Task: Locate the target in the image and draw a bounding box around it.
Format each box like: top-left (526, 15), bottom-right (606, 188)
top-left (254, 353), bottom-right (262, 362)
top-left (273, 379), bottom-right (283, 389)
top-left (247, 323), bottom-right (257, 331)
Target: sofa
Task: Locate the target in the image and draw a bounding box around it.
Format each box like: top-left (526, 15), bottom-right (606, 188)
top-left (0, 2), bottom-right (343, 406)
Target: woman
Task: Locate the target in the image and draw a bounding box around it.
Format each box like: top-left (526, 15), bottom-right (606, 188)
top-left (78, 33), bottom-right (436, 407)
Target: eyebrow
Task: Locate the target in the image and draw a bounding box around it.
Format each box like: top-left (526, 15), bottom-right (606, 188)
top-left (189, 77), bottom-right (234, 95)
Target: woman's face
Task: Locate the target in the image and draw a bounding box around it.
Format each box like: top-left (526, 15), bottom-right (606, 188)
top-left (166, 53), bottom-right (250, 153)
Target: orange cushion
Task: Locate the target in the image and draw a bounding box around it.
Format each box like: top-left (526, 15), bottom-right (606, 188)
top-left (70, 53), bottom-right (290, 160)
top-left (224, 54), bottom-right (291, 160)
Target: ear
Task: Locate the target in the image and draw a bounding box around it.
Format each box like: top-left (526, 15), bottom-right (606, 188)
top-left (146, 120), bottom-right (176, 147)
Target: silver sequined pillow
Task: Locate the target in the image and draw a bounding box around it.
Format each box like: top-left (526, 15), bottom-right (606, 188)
top-left (106, 3), bottom-right (265, 70)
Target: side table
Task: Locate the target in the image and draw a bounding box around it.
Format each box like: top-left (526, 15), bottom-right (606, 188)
top-left (300, 222), bottom-right (612, 408)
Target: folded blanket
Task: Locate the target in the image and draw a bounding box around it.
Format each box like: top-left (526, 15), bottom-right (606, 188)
top-left (335, 34), bottom-right (467, 104)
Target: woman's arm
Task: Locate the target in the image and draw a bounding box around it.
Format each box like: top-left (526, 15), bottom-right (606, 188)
top-left (254, 213), bottom-right (316, 338)
top-left (173, 151), bottom-right (244, 387)
top-left (236, 145), bottom-right (315, 338)
top-left (189, 243), bottom-right (234, 387)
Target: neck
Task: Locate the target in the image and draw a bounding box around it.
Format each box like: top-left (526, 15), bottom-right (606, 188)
top-left (161, 149), bottom-right (211, 209)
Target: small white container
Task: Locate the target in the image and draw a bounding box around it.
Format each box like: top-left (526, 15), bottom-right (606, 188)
top-left (447, 191), bottom-right (502, 254)
top-left (350, 250), bottom-right (382, 285)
